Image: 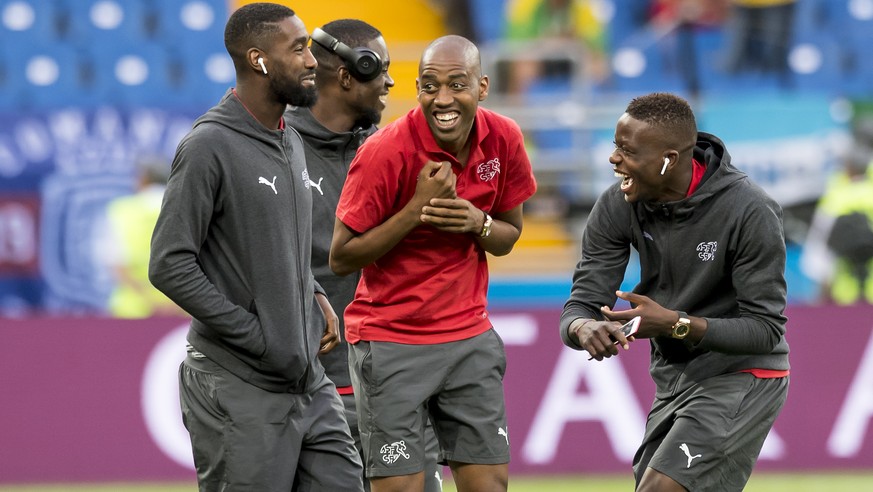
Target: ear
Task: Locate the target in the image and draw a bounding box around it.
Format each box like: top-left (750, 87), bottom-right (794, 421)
top-left (338, 65), bottom-right (354, 89)
top-left (248, 49), bottom-right (264, 73)
top-left (478, 74), bottom-right (489, 101)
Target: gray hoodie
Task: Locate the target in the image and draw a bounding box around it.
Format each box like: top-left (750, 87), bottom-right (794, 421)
top-left (150, 89), bottom-right (324, 393)
top-left (560, 132), bottom-right (790, 398)
top-left (285, 106), bottom-right (375, 388)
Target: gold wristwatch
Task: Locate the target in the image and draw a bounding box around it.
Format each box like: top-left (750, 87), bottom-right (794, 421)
top-left (480, 211), bottom-right (493, 237)
top-left (671, 311), bottom-right (691, 339)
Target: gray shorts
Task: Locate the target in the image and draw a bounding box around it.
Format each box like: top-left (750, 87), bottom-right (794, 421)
top-left (633, 372), bottom-right (789, 491)
top-left (180, 354), bottom-right (364, 491)
top-left (341, 393), bottom-right (443, 492)
top-left (350, 328), bottom-right (510, 478)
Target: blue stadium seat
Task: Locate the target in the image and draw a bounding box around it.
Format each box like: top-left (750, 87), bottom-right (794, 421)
top-left (168, 42), bottom-right (235, 110)
top-left (86, 41), bottom-right (181, 108)
top-left (793, 0), bottom-right (833, 33)
top-left (686, 27), bottom-right (780, 96)
top-left (0, 0), bottom-right (59, 42)
top-left (63, 0), bottom-right (151, 46)
top-left (786, 32), bottom-right (845, 95)
top-left (5, 43), bottom-right (95, 109)
top-left (841, 43), bottom-right (873, 98)
top-left (469, 0), bottom-right (507, 44)
top-left (607, 0), bottom-right (652, 50)
top-left (607, 29), bottom-right (685, 95)
top-left (0, 42), bottom-right (16, 111)
top-left (152, 0), bottom-right (227, 47)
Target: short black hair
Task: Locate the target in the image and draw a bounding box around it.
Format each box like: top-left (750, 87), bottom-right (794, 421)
top-left (224, 3), bottom-right (296, 61)
top-left (626, 92), bottom-right (697, 147)
top-left (312, 19), bottom-right (382, 73)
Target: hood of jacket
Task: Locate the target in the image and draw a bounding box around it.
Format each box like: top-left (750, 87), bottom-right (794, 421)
top-left (192, 89), bottom-right (286, 148)
top-left (643, 132), bottom-right (748, 221)
top-left (285, 106), bottom-right (376, 159)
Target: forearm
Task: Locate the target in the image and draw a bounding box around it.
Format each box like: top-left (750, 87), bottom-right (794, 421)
top-left (475, 213), bottom-right (521, 256)
top-left (149, 250), bottom-right (257, 331)
top-left (330, 206), bottom-right (421, 276)
top-left (694, 315), bottom-right (784, 354)
top-left (560, 316), bottom-right (596, 349)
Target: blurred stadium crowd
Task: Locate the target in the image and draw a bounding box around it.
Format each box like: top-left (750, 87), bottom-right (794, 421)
top-left (1, 0), bottom-right (873, 317)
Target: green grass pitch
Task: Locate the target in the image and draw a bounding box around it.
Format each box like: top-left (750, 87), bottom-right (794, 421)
top-left (1, 472), bottom-right (872, 491)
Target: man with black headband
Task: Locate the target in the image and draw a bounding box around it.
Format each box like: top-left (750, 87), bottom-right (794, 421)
top-left (286, 18), bottom-right (444, 491)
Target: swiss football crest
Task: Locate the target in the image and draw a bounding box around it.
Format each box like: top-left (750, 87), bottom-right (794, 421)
top-left (477, 158), bottom-right (501, 182)
top-left (380, 440), bottom-right (410, 464)
top-left (696, 241), bottom-right (718, 261)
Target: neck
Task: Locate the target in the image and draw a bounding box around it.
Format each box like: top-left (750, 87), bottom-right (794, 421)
top-left (233, 83), bottom-right (285, 130)
top-left (311, 98), bottom-right (357, 133)
top-left (658, 164), bottom-right (694, 202)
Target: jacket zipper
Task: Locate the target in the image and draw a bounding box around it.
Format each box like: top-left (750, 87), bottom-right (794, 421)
top-left (281, 129), bottom-right (310, 391)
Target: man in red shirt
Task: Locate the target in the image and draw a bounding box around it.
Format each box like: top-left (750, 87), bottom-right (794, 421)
top-left (330, 35), bottom-right (537, 492)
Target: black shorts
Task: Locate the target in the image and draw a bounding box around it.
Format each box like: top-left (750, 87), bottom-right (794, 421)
top-left (633, 372), bottom-right (789, 491)
top-left (180, 354), bottom-right (364, 491)
top-left (349, 329), bottom-right (510, 478)
top-left (340, 393), bottom-right (443, 491)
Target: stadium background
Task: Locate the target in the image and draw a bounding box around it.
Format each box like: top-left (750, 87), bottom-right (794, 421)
top-left (1, 0), bottom-right (872, 489)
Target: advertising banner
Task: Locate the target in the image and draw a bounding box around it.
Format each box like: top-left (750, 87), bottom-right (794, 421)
top-left (1, 304), bottom-right (872, 483)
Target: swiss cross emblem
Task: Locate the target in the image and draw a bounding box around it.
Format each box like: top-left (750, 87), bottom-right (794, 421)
top-left (477, 158), bottom-right (500, 182)
top-left (696, 241), bottom-right (718, 261)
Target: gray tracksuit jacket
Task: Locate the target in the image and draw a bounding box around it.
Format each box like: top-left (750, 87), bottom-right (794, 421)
top-left (560, 132), bottom-right (790, 398)
top-left (150, 89), bottom-right (324, 393)
top-left (285, 106), bottom-right (376, 389)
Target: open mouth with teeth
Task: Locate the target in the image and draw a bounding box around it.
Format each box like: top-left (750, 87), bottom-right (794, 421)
top-left (615, 171), bottom-right (633, 192)
top-left (434, 111), bottom-right (459, 128)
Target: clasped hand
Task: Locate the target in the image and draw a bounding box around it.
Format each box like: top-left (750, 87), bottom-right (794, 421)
top-left (414, 160), bottom-right (482, 234)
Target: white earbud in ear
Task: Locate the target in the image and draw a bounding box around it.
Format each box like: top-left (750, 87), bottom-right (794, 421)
top-left (660, 157), bottom-right (669, 176)
top-left (257, 57), bottom-right (268, 75)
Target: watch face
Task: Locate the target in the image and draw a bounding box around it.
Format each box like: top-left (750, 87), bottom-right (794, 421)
top-left (481, 214), bottom-right (493, 237)
top-left (673, 319), bottom-right (691, 339)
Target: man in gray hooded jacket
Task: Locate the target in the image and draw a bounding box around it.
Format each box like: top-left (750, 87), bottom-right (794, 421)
top-left (149, 3), bottom-right (363, 491)
top-left (560, 92), bottom-right (789, 492)
top-left (286, 19), bottom-right (443, 491)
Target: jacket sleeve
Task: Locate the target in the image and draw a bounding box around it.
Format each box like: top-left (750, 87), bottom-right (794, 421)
top-left (560, 188), bottom-right (632, 349)
top-left (148, 137), bottom-right (261, 341)
top-left (696, 193), bottom-right (788, 354)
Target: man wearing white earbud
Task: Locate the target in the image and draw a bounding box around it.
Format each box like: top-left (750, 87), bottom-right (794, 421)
top-left (561, 92), bottom-right (789, 492)
top-left (149, 3), bottom-right (364, 491)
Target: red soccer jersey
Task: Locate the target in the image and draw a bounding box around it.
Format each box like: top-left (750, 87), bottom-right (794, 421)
top-left (336, 106), bottom-right (537, 344)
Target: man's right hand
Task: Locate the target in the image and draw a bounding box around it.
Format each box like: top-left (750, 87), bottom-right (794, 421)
top-left (414, 161), bottom-right (456, 209)
top-left (571, 318), bottom-right (632, 361)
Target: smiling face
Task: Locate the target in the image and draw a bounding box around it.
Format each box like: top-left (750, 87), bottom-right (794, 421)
top-left (264, 16), bottom-right (318, 107)
top-left (416, 37), bottom-right (488, 155)
top-left (610, 113), bottom-right (674, 204)
top-left (350, 36), bottom-right (394, 127)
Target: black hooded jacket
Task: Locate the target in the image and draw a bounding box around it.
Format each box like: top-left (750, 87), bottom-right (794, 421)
top-left (150, 90), bottom-right (324, 393)
top-left (561, 132), bottom-right (790, 398)
top-left (285, 105), bottom-right (376, 388)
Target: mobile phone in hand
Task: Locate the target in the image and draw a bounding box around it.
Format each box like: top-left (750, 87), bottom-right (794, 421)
top-left (608, 316), bottom-right (641, 342)
top-left (590, 316), bottom-right (640, 361)
top-left (619, 316), bottom-right (641, 338)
